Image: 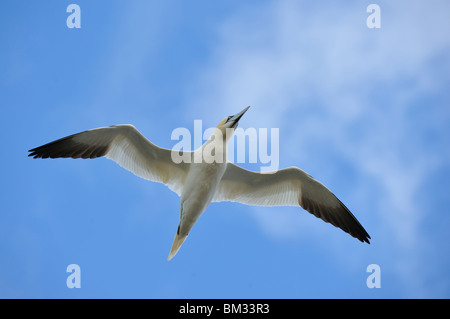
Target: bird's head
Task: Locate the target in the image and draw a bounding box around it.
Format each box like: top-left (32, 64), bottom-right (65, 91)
top-left (216, 106), bottom-right (250, 140)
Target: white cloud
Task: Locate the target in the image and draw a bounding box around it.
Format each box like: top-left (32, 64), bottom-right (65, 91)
top-left (185, 0), bottom-right (450, 297)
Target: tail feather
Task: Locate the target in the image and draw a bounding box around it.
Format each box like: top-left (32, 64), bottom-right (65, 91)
top-left (168, 232), bottom-right (187, 261)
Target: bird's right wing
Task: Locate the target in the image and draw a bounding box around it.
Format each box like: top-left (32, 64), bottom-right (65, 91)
top-left (28, 125), bottom-right (191, 196)
top-left (213, 163), bottom-right (370, 243)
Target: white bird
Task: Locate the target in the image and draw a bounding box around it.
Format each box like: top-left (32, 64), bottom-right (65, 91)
top-left (28, 106), bottom-right (370, 260)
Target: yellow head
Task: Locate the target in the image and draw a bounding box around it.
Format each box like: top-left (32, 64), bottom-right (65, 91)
top-left (215, 106), bottom-right (250, 140)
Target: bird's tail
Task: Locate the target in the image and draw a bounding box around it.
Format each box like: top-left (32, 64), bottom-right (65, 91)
top-left (168, 232), bottom-right (187, 261)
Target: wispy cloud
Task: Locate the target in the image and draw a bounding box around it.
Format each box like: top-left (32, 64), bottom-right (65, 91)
top-left (185, 0), bottom-right (450, 297)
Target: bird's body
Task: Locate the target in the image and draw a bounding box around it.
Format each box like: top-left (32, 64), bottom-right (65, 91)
top-left (173, 142), bottom-right (228, 259)
top-left (28, 106), bottom-right (370, 260)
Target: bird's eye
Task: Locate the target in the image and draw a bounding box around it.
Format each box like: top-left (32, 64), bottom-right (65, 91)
top-left (225, 116), bottom-right (232, 123)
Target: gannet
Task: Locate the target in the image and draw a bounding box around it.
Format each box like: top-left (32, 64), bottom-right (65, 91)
top-left (28, 106), bottom-right (370, 260)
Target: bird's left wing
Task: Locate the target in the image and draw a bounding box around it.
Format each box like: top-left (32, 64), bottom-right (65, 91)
top-left (213, 163), bottom-right (370, 243)
top-left (28, 125), bottom-right (191, 196)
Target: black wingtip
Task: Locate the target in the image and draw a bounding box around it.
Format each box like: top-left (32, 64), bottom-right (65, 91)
top-left (28, 148), bottom-right (39, 158)
top-left (28, 146), bottom-right (49, 159)
top-left (357, 232), bottom-right (371, 244)
top-left (26, 131), bottom-right (110, 160)
top-left (356, 230), bottom-right (371, 244)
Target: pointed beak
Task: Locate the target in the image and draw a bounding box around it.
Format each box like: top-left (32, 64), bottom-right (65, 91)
top-left (229, 106), bottom-right (250, 128)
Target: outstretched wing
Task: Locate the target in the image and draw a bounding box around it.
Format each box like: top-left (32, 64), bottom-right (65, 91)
top-left (213, 163), bottom-right (370, 243)
top-left (28, 124), bottom-right (191, 196)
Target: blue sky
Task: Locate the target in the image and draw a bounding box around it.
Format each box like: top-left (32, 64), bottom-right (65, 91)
top-left (1, 0), bottom-right (449, 298)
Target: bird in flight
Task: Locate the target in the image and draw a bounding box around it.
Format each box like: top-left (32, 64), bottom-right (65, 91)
top-left (28, 106), bottom-right (370, 260)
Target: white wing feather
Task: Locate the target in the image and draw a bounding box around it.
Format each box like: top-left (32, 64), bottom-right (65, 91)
top-left (213, 163), bottom-right (370, 243)
top-left (28, 125), bottom-right (190, 196)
